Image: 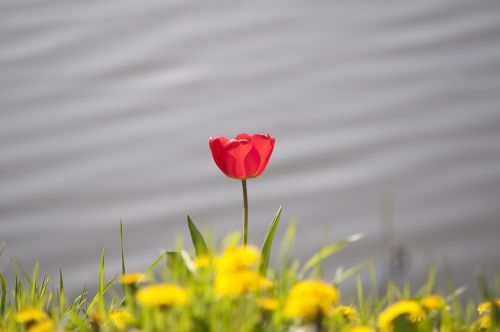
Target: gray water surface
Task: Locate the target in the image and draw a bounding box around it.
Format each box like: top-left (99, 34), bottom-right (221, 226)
top-left (1, 0), bottom-right (500, 296)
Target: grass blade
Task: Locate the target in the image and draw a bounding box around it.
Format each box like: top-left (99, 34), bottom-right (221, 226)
top-left (120, 220), bottom-right (126, 275)
top-left (59, 269), bottom-right (64, 294)
top-left (357, 275), bottom-right (366, 320)
top-left (145, 252), bottom-right (167, 275)
top-left (0, 272), bottom-right (6, 315)
top-left (278, 220), bottom-right (296, 259)
top-left (299, 233), bottom-right (364, 277)
top-left (167, 251), bottom-right (193, 279)
top-left (59, 269), bottom-right (65, 312)
top-left (98, 250), bottom-right (107, 314)
top-left (334, 261), bottom-right (370, 284)
top-left (29, 262), bottom-right (39, 304)
top-left (88, 274), bottom-right (118, 311)
top-left (259, 206), bottom-right (282, 275)
top-left (187, 215), bottom-right (208, 257)
top-left (416, 264), bottom-right (436, 297)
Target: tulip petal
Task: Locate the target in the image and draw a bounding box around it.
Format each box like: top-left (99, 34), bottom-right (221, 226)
top-left (220, 148), bottom-right (237, 178)
top-left (244, 146), bottom-right (261, 178)
top-left (250, 134), bottom-right (275, 176)
top-left (236, 133), bottom-right (251, 140)
top-left (225, 140), bottom-right (256, 179)
top-left (209, 137), bottom-right (230, 175)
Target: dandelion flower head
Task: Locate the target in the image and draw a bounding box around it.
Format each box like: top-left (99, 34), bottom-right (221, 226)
top-left (120, 273), bottom-right (145, 285)
top-left (27, 320), bottom-right (55, 332)
top-left (284, 280), bottom-right (339, 320)
top-left (215, 270), bottom-right (272, 297)
top-left (15, 309), bottom-right (48, 324)
top-left (378, 300), bottom-right (426, 332)
top-left (420, 294), bottom-right (447, 311)
top-left (216, 246), bottom-right (259, 274)
top-left (136, 284), bottom-right (189, 307)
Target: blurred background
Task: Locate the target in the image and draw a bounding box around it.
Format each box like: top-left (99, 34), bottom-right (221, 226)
top-left (1, 0), bottom-right (499, 298)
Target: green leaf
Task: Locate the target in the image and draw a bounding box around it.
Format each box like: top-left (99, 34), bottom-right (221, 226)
top-left (30, 262), bottom-right (39, 303)
top-left (0, 272), bottom-right (6, 315)
top-left (166, 251), bottom-right (192, 279)
top-left (356, 275), bottom-right (366, 320)
top-left (120, 220), bottom-right (126, 275)
top-left (222, 231), bottom-right (241, 248)
top-left (259, 206), bottom-right (282, 275)
top-left (39, 275), bottom-right (49, 302)
top-left (88, 274), bottom-right (117, 311)
top-left (278, 220), bottom-right (296, 260)
top-left (59, 269), bottom-right (64, 294)
top-left (145, 252), bottom-right (167, 275)
top-left (299, 233), bottom-right (364, 278)
top-left (68, 308), bottom-right (91, 332)
top-left (187, 215), bottom-right (208, 257)
top-left (416, 264), bottom-right (436, 297)
top-left (59, 269), bottom-right (65, 312)
top-left (71, 287), bottom-right (87, 311)
top-left (334, 261), bottom-right (370, 284)
top-left (98, 250), bottom-right (106, 313)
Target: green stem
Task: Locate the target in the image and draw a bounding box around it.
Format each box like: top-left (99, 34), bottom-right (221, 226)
top-left (241, 179), bottom-right (249, 245)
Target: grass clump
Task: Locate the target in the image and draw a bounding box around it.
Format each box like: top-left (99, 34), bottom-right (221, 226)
top-left (0, 215), bottom-right (498, 332)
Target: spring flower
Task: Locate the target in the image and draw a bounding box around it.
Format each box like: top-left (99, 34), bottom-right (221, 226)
top-left (258, 297), bottom-right (279, 311)
top-left (26, 320), bottom-right (55, 332)
top-left (477, 299), bottom-right (500, 315)
top-left (475, 315), bottom-right (491, 330)
top-left (193, 255), bottom-right (212, 269)
top-left (284, 280), bottom-right (339, 320)
top-left (216, 246), bottom-right (260, 274)
top-left (136, 284), bottom-right (189, 307)
top-left (215, 270), bottom-right (272, 297)
top-left (15, 309), bottom-right (48, 324)
top-left (343, 326), bottom-right (376, 332)
top-left (209, 133), bottom-right (275, 179)
top-left (88, 310), bottom-right (103, 323)
top-left (214, 246), bottom-right (271, 297)
top-left (333, 305), bottom-right (359, 321)
top-left (209, 133), bottom-right (275, 245)
top-left (120, 273), bottom-right (145, 285)
top-left (420, 294), bottom-right (447, 311)
top-left (109, 309), bottom-right (132, 329)
top-left (378, 300), bottom-right (426, 332)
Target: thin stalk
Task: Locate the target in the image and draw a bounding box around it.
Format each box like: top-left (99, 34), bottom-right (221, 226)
top-left (241, 179), bottom-right (249, 245)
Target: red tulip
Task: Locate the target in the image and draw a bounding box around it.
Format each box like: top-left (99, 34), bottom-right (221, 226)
top-left (209, 133), bottom-right (275, 179)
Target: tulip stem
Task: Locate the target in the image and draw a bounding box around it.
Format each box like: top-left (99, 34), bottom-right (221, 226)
top-left (241, 179), bottom-right (249, 246)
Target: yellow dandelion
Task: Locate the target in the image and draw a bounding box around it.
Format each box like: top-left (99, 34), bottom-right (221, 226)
top-left (477, 299), bottom-right (500, 315)
top-left (109, 309), bottom-right (132, 329)
top-left (215, 270), bottom-right (272, 297)
top-left (420, 294), bottom-right (447, 311)
top-left (120, 273), bottom-right (145, 285)
top-left (258, 297), bottom-right (279, 311)
top-left (478, 302), bottom-right (490, 315)
top-left (343, 326), bottom-right (376, 332)
top-left (284, 280), bottom-right (339, 320)
top-left (136, 284), bottom-right (189, 307)
top-left (15, 309), bottom-right (48, 324)
top-left (333, 305), bottom-right (358, 321)
top-left (88, 310), bottom-right (103, 323)
top-left (476, 315), bottom-right (491, 330)
top-left (216, 246), bottom-right (259, 274)
top-left (378, 300), bottom-right (426, 332)
top-left (27, 320), bottom-right (55, 332)
top-left (194, 255), bottom-right (212, 269)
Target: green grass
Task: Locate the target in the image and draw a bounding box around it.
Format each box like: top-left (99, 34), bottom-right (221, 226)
top-left (0, 215), bottom-right (498, 332)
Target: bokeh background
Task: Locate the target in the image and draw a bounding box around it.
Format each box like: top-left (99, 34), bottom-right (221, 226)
top-left (1, 0), bottom-right (500, 297)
